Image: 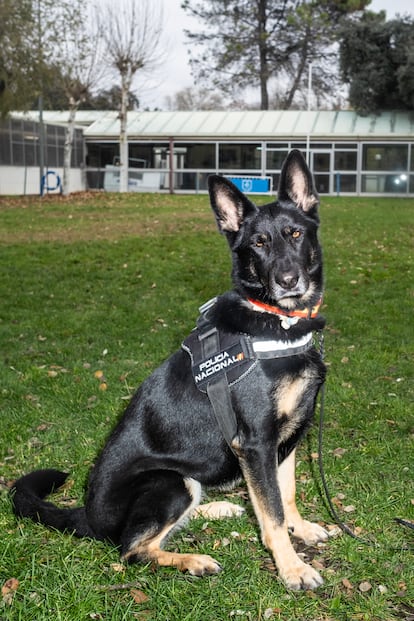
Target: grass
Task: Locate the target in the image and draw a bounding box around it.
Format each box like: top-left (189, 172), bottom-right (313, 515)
top-left (0, 191), bottom-right (413, 621)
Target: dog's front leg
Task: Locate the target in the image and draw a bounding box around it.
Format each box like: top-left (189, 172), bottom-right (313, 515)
top-left (236, 444), bottom-right (323, 590)
top-left (278, 449), bottom-right (328, 545)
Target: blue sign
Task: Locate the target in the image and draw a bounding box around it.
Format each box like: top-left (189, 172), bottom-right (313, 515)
top-left (41, 170), bottom-right (62, 196)
top-left (226, 176), bottom-right (271, 193)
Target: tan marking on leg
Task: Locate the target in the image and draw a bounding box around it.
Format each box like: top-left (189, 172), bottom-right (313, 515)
top-left (278, 449), bottom-right (328, 545)
top-left (194, 501), bottom-right (245, 519)
top-left (242, 467), bottom-right (323, 590)
top-left (275, 376), bottom-right (308, 416)
top-left (123, 524), bottom-right (221, 576)
top-left (273, 376), bottom-right (311, 443)
top-left (122, 478), bottom-right (221, 576)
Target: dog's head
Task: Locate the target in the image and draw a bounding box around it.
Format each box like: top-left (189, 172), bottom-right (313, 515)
top-left (208, 150), bottom-right (322, 311)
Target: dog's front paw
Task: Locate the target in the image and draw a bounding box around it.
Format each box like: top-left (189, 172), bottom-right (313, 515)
top-left (280, 560), bottom-right (323, 591)
top-left (290, 519), bottom-right (329, 545)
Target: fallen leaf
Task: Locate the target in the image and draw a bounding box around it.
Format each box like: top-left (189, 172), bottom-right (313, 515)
top-left (332, 447), bottom-right (347, 458)
top-left (342, 578), bottom-right (353, 590)
top-left (130, 589), bottom-right (149, 604)
top-left (343, 505), bottom-right (356, 513)
top-left (359, 581), bottom-right (372, 593)
top-left (36, 423), bottom-right (51, 432)
top-left (110, 562), bottom-right (126, 573)
top-left (94, 370), bottom-right (104, 379)
top-left (2, 578), bottom-right (19, 605)
top-left (99, 382), bottom-right (108, 391)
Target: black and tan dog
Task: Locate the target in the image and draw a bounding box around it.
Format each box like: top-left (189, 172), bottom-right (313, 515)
top-left (11, 150), bottom-right (329, 590)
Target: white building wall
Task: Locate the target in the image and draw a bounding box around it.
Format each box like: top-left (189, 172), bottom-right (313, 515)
top-left (0, 167), bottom-right (85, 195)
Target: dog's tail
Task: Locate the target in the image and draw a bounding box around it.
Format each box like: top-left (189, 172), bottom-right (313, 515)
top-left (11, 469), bottom-right (96, 538)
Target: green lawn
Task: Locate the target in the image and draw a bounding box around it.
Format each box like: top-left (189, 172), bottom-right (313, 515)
top-left (0, 192), bottom-right (413, 621)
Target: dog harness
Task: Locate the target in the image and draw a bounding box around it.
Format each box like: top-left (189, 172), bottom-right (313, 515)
top-left (182, 298), bottom-right (314, 453)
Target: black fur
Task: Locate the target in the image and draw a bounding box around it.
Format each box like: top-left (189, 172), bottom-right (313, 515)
top-left (11, 150), bottom-right (328, 590)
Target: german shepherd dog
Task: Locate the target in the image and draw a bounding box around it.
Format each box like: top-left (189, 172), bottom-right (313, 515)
top-left (11, 150), bottom-right (329, 590)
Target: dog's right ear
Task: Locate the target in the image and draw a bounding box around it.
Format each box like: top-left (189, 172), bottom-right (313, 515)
top-left (208, 175), bottom-right (258, 239)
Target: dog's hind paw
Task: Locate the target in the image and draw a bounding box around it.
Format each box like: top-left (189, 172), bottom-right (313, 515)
top-left (183, 553), bottom-right (222, 577)
top-left (280, 560), bottom-right (323, 591)
top-left (194, 501), bottom-right (245, 519)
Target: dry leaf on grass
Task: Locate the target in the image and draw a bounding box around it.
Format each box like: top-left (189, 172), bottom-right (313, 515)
top-left (130, 589), bottom-right (149, 604)
top-left (2, 578), bottom-right (19, 605)
top-left (110, 562), bottom-right (126, 573)
top-left (342, 578), bottom-right (353, 590)
top-left (358, 581), bottom-right (372, 592)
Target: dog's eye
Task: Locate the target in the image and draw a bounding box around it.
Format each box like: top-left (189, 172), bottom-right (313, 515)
top-left (292, 230), bottom-right (302, 240)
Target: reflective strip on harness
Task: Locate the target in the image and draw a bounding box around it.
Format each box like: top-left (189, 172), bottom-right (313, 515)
top-left (182, 313), bottom-right (313, 393)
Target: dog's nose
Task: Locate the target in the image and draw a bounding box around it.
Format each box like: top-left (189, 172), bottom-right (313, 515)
top-left (279, 272), bottom-right (299, 290)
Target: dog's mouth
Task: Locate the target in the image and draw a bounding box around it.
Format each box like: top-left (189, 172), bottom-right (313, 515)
top-left (269, 275), bottom-right (311, 309)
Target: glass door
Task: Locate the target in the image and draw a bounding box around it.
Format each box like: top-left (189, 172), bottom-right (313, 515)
top-left (312, 151), bottom-right (332, 194)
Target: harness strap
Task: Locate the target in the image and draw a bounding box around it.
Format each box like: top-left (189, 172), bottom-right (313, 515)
top-left (197, 315), bottom-right (239, 455)
top-left (190, 298), bottom-right (314, 456)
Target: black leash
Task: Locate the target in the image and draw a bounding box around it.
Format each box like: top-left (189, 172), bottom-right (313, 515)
top-left (316, 331), bottom-right (413, 548)
top-left (317, 350), bottom-right (368, 542)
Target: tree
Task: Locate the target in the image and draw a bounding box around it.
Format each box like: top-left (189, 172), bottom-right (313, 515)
top-left (49, 0), bottom-right (104, 195)
top-left (1, 0), bottom-right (104, 194)
top-left (339, 11), bottom-right (414, 114)
top-left (82, 86), bottom-right (140, 111)
top-left (99, 0), bottom-right (165, 192)
top-left (182, 0), bottom-right (369, 111)
top-left (165, 86), bottom-right (226, 110)
top-left (0, 0), bottom-right (41, 116)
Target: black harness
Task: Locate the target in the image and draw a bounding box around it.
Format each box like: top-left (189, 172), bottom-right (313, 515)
top-left (182, 298), bottom-right (314, 454)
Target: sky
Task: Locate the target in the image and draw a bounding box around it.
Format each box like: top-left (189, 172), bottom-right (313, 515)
top-left (139, 0), bottom-right (414, 109)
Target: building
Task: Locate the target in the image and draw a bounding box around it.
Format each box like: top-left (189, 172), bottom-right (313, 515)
top-left (0, 114), bottom-right (85, 195)
top-left (2, 110), bottom-right (414, 196)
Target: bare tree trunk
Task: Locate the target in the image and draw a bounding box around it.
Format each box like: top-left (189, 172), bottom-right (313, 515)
top-left (119, 74), bottom-right (129, 193)
top-left (258, 0), bottom-right (269, 110)
top-left (63, 98), bottom-right (77, 196)
top-left (100, 0), bottom-right (165, 192)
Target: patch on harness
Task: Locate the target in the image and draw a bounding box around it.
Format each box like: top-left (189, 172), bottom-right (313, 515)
top-left (182, 328), bottom-right (257, 393)
top-left (193, 343), bottom-right (246, 388)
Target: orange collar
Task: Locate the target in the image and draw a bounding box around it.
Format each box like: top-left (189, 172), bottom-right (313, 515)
top-left (247, 297), bottom-right (322, 319)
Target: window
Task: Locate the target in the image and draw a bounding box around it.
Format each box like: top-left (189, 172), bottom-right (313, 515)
top-left (219, 143), bottom-right (261, 169)
top-left (266, 149), bottom-right (288, 169)
top-left (336, 174), bottom-right (357, 192)
top-left (362, 174), bottom-right (408, 193)
top-left (175, 143), bottom-right (215, 169)
top-left (363, 145), bottom-right (408, 171)
top-left (87, 143), bottom-right (119, 168)
top-left (334, 151), bottom-right (357, 171)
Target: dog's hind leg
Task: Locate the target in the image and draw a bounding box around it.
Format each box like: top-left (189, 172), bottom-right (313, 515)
top-left (120, 471), bottom-right (222, 576)
top-left (278, 449), bottom-right (328, 545)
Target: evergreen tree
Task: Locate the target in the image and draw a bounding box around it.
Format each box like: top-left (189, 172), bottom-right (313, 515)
top-left (182, 0), bottom-right (369, 110)
top-left (339, 11), bottom-right (414, 114)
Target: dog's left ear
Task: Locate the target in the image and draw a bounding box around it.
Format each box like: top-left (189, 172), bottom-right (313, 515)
top-left (208, 175), bottom-right (258, 237)
top-left (278, 150), bottom-right (319, 213)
